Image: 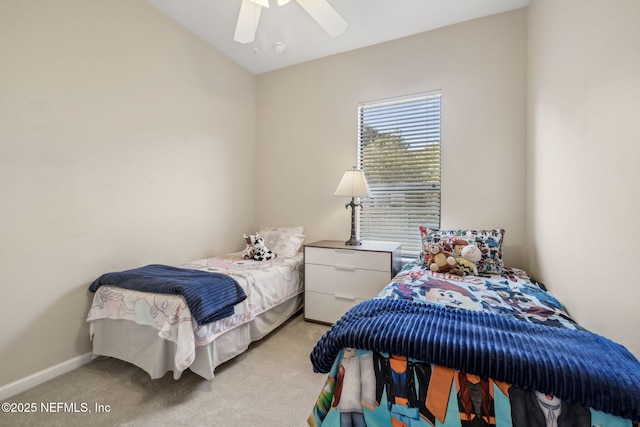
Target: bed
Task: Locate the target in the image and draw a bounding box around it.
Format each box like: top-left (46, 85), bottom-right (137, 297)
top-left (308, 228), bottom-right (640, 427)
top-left (86, 226), bottom-right (305, 380)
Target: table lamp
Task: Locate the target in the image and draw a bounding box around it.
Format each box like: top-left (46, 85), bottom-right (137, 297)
top-left (333, 168), bottom-right (372, 245)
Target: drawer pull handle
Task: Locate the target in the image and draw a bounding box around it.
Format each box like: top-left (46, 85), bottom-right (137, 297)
top-left (335, 266), bottom-right (356, 272)
top-left (334, 249), bottom-right (355, 255)
top-left (335, 294), bottom-right (355, 301)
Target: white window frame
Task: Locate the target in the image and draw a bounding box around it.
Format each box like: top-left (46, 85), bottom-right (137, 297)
top-left (357, 91), bottom-right (442, 258)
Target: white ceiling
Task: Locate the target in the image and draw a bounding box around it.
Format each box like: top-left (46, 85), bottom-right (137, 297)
top-left (146, 0), bottom-right (530, 75)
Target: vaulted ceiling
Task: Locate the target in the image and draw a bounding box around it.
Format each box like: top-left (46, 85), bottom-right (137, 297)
top-left (146, 0), bottom-right (529, 74)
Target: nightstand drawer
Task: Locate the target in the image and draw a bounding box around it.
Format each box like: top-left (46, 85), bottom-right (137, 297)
top-left (303, 240), bottom-right (401, 325)
top-left (305, 264), bottom-right (388, 299)
top-left (305, 246), bottom-right (391, 272)
top-left (304, 291), bottom-right (367, 324)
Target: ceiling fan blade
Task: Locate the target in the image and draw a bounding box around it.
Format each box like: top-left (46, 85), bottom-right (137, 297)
top-left (295, 0), bottom-right (347, 38)
top-left (234, 0), bottom-right (263, 44)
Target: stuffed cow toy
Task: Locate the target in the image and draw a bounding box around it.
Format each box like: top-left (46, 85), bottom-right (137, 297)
top-left (242, 233), bottom-right (277, 261)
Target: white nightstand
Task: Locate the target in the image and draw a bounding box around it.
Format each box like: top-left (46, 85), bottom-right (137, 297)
top-left (303, 240), bottom-right (402, 324)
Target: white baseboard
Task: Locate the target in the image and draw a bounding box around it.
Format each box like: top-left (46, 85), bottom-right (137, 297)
top-left (0, 352), bottom-right (93, 401)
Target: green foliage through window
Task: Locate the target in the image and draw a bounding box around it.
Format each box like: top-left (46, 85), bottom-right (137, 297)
top-left (358, 92), bottom-right (442, 258)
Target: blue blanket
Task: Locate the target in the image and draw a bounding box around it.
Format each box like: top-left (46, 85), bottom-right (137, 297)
top-left (89, 264), bottom-right (246, 325)
top-left (310, 298), bottom-right (640, 422)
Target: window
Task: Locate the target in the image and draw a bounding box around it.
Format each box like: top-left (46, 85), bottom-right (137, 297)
top-left (357, 91), bottom-right (442, 258)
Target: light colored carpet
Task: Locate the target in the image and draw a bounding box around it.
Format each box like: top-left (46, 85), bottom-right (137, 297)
top-left (1, 313), bottom-right (330, 426)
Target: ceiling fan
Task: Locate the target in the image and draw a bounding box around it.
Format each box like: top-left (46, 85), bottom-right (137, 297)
top-left (234, 0), bottom-right (348, 44)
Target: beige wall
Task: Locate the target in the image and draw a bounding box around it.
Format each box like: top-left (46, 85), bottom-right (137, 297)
top-left (4, 0), bottom-right (638, 394)
top-left (256, 10), bottom-right (528, 268)
top-left (527, 0), bottom-right (640, 356)
top-left (0, 0), bottom-right (256, 387)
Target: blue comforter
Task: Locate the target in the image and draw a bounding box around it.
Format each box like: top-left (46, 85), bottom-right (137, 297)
top-left (310, 298), bottom-right (640, 423)
top-left (89, 264), bottom-right (246, 325)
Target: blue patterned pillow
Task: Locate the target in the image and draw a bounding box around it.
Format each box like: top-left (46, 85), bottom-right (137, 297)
top-left (419, 227), bottom-right (505, 274)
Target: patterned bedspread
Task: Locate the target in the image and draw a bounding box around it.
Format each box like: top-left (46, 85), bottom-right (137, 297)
top-left (87, 252), bottom-right (303, 373)
top-left (379, 263), bottom-right (578, 330)
top-left (309, 263), bottom-right (640, 426)
top-left (88, 264), bottom-right (247, 325)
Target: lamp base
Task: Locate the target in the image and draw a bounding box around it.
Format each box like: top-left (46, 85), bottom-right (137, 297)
top-left (345, 238), bottom-right (362, 246)
top-left (345, 197), bottom-right (363, 246)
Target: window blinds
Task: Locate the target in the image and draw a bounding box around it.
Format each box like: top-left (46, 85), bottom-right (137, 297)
top-left (357, 92), bottom-right (442, 258)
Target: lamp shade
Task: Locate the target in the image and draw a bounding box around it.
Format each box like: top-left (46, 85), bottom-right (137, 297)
top-left (334, 170), bottom-right (372, 198)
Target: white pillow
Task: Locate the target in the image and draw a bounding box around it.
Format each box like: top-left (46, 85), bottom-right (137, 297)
top-left (258, 226), bottom-right (305, 259)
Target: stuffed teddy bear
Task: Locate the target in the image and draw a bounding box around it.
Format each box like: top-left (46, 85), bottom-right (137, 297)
top-left (426, 242), bottom-right (456, 273)
top-left (242, 233), bottom-right (277, 261)
top-left (451, 244), bottom-right (482, 276)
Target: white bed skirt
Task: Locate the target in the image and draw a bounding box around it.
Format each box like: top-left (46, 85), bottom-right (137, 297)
top-left (90, 293), bottom-right (303, 380)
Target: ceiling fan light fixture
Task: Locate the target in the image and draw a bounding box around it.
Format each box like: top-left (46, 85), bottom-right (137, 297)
top-left (234, 0), bottom-right (348, 45)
